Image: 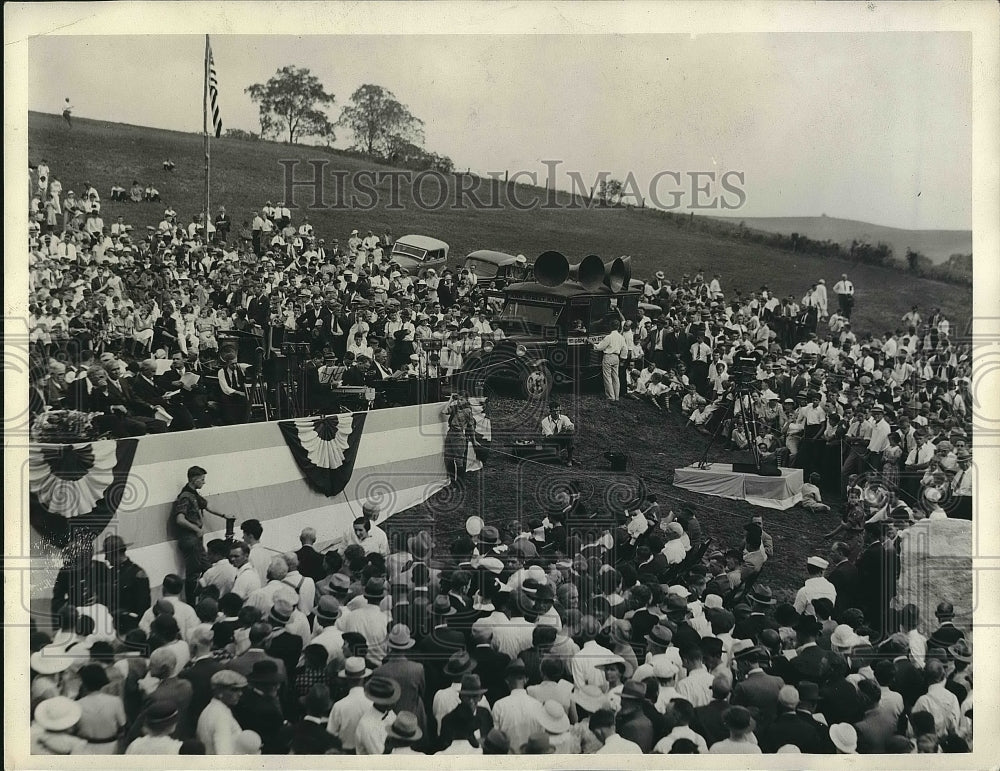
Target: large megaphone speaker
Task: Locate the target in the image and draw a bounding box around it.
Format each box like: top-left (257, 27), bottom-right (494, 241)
top-left (533, 251), bottom-right (608, 291)
top-left (570, 254), bottom-right (606, 290)
top-left (534, 250), bottom-right (570, 287)
top-left (603, 256), bottom-right (632, 292)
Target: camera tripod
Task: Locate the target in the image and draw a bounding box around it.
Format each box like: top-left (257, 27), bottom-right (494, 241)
top-left (694, 377), bottom-right (773, 474)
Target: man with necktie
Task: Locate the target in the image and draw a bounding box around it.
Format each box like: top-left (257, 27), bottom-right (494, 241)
top-left (216, 347), bottom-right (251, 424)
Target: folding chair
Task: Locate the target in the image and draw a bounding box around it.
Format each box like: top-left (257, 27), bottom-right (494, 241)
top-left (243, 363), bottom-right (270, 422)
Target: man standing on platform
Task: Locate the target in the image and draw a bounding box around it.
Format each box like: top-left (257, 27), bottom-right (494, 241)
top-left (170, 465), bottom-right (234, 602)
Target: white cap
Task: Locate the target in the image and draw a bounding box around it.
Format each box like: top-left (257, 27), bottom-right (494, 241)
top-left (704, 594), bottom-right (724, 610)
top-left (807, 556), bottom-right (829, 570)
top-left (667, 584), bottom-right (690, 598)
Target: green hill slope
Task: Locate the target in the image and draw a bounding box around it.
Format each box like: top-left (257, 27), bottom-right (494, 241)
top-left (29, 111), bottom-right (971, 337)
top-left (710, 214), bottom-right (972, 266)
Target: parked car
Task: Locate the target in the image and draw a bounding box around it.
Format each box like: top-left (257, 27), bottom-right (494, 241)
top-left (389, 234), bottom-right (449, 277)
top-left (463, 250), bottom-right (533, 291)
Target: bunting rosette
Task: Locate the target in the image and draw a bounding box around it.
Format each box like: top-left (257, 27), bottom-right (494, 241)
top-left (278, 413), bottom-right (367, 497)
top-left (29, 438), bottom-right (140, 548)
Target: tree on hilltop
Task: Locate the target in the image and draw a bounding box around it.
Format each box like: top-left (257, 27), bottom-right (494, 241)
top-left (245, 66), bottom-right (336, 145)
top-left (338, 84), bottom-right (425, 158)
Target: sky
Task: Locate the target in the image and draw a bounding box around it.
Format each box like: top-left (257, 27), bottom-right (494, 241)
top-left (28, 32), bottom-right (973, 230)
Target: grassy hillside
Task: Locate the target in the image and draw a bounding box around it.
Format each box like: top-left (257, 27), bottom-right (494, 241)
top-left (710, 214), bottom-right (972, 266)
top-left (29, 111), bottom-right (971, 337)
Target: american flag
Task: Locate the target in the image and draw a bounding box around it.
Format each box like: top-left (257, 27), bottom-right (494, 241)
top-left (208, 39), bottom-right (222, 138)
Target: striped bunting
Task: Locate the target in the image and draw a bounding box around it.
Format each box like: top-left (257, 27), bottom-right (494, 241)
top-left (29, 403), bottom-right (454, 591)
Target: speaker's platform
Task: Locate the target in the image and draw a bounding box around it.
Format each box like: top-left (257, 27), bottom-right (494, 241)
top-left (673, 462), bottom-right (804, 510)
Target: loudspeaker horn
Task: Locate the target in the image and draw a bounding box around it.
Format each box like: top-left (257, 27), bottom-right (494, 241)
top-left (533, 250), bottom-right (569, 287)
top-left (603, 256), bottom-right (632, 292)
top-left (569, 254), bottom-right (606, 290)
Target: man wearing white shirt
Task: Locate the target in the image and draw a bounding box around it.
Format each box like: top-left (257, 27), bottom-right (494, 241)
top-left (540, 401), bottom-right (575, 466)
top-left (492, 660), bottom-right (546, 754)
top-left (865, 404), bottom-right (891, 471)
top-left (950, 451), bottom-right (973, 520)
top-left (594, 318), bottom-right (627, 401)
top-left (229, 542), bottom-right (263, 599)
top-left (793, 557), bottom-right (837, 616)
top-left (912, 660), bottom-right (961, 737)
top-left (327, 657), bottom-right (374, 752)
top-left (571, 617), bottom-right (614, 690)
top-left (832, 273), bottom-right (855, 317)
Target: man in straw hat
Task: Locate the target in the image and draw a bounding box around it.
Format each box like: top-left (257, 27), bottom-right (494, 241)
top-left (31, 696), bottom-right (86, 755)
top-left (326, 656), bottom-right (374, 752)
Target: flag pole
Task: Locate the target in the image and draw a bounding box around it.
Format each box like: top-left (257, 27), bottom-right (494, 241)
top-left (204, 34), bottom-right (211, 245)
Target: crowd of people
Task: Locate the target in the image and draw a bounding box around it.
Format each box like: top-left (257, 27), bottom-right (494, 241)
top-left (27, 161), bottom-right (974, 755)
top-left (32, 489), bottom-right (973, 755)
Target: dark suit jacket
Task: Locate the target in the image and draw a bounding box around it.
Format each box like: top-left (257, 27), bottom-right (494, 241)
top-left (414, 626), bottom-right (465, 698)
top-left (439, 703), bottom-right (494, 750)
top-left (227, 648), bottom-right (288, 685)
top-left (758, 709), bottom-right (826, 753)
top-left (291, 717), bottom-right (339, 755)
top-left (129, 374), bottom-right (170, 408)
top-left (234, 688), bottom-right (289, 754)
top-left (827, 560), bottom-right (860, 617)
top-left (732, 670), bottom-right (785, 726)
top-left (469, 644), bottom-right (511, 705)
top-left (819, 677), bottom-right (864, 726)
top-left (617, 710), bottom-right (655, 753)
top-left (373, 655), bottom-right (427, 730)
top-left (267, 632), bottom-right (304, 687)
top-left (693, 698), bottom-right (730, 746)
top-left (295, 545), bottom-right (326, 582)
top-left (892, 657), bottom-right (927, 712)
top-left (789, 644), bottom-right (830, 686)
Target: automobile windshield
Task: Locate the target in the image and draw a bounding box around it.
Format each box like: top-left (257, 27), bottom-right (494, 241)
top-left (391, 243), bottom-right (428, 261)
top-left (465, 258), bottom-right (499, 278)
top-left (499, 299), bottom-right (562, 329)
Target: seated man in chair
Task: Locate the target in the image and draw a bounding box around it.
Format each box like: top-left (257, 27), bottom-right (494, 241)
top-left (541, 400), bottom-right (575, 466)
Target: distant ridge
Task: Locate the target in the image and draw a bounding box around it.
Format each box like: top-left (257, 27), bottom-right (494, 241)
top-left (709, 214), bottom-right (971, 265)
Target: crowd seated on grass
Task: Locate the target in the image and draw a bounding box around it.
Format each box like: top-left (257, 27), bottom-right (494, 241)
top-left (28, 162), bottom-right (974, 755)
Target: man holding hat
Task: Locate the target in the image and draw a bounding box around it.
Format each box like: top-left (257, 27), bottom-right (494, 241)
top-left (792, 557), bottom-right (837, 617)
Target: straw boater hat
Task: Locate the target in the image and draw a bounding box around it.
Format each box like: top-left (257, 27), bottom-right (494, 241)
top-left (33, 697), bottom-right (81, 732)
